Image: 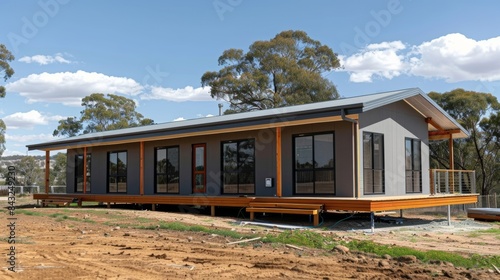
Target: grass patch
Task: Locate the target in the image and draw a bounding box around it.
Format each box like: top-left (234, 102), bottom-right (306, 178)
top-left (478, 228), bottom-right (500, 235)
top-left (50, 212), bottom-right (94, 223)
top-left (346, 240), bottom-right (500, 269)
top-left (136, 221), bottom-right (253, 239)
top-left (262, 230), bottom-right (500, 269)
top-left (263, 230), bottom-right (333, 249)
top-left (16, 209), bottom-right (45, 216)
top-left (468, 227), bottom-right (500, 239)
top-left (135, 217), bottom-right (154, 224)
top-left (49, 213), bottom-right (65, 218)
top-left (467, 232), bottom-right (480, 238)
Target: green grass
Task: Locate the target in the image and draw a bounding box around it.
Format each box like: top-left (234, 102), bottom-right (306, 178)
top-left (136, 221), bottom-right (253, 239)
top-left (468, 227), bottom-right (500, 239)
top-left (346, 240), bottom-right (500, 269)
top-left (263, 230), bottom-right (333, 249)
top-left (16, 209), bottom-right (45, 216)
top-left (135, 217), bottom-right (154, 224)
top-left (261, 229), bottom-right (499, 269)
top-left (478, 228), bottom-right (500, 235)
top-left (43, 212), bottom-right (95, 223)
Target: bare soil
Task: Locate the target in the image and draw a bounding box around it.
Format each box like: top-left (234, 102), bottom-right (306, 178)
top-left (1, 197), bottom-right (499, 279)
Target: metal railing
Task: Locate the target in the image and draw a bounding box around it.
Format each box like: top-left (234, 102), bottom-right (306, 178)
top-left (430, 169), bottom-right (476, 194)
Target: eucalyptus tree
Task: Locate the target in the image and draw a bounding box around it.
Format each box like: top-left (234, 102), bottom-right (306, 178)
top-left (0, 44), bottom-right (15, 157)
top-left (54, 93), bottom-right (154, 137)
top-left (202, 30), bottom-right (340, 113)
top-left (429, 89), bottom-right (500, 194)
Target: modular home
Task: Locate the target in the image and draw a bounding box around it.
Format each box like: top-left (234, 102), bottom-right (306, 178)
top-left (29, 88), bottom-right (477, 227)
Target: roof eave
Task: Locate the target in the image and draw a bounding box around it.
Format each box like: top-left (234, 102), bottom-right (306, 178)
top-left (26, 104), bottom-right (364, 151)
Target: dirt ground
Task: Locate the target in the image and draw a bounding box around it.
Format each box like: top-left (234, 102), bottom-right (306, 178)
top-left (1, 197), bottom-right (500, 280)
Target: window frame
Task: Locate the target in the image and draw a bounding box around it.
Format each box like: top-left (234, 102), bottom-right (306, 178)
top-left (75, 153), bottom-right (91, 193)
top-left (405, 138), bottom-right (422, 193)
top-left (154, 146), bottom-right (180, 194)
top-left (363, 132), bottom-right (385, 195)
top-left (107, 151), bottom-right (128, 193)
top-left (221, 138), bottom-right (256, 195)
top-left (292, 131), bottom-right (336, 195)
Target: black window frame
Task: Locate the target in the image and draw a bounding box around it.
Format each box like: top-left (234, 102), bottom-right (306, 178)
top-left (363, 132), bottom-right (385, 195)
top-left (107, 151), bottom-right (128, 193)
top-left (405, 138), bottom-right (422, 193)
top-left (75, 153), bottom-right (91, 193)
top-left (293, 132), bottom-right (336, 195)
top-left (221, 138), bottom-right (255, 194)
top-left (154, 146), bottom-right (180, 194)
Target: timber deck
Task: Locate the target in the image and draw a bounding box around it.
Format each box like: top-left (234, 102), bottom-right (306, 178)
top-left (33, 193), bottom-right (478, 213)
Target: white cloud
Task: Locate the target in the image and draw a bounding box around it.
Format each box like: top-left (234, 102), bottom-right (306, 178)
top-left (339, 41), bottom-right (406, 82)
top-left (338, 33), bottom-right (500, 83)
top-left (196, 114), bottom-right (215, 118)
top-left (2, 133), bottom-right (58, 156)
top-left (5, 133), bottom-right (56, 143)
top-left (6, 70), bottom-right (144, 106)
top-left (174, 114), bottom-right (214, 122)
top-left (18, 53), bottom-right (72, 65)
top-left (409, 33), bottom-right (500, 82)
top-left (3, 110), bottom-right (65, 129)
top-left (141, 86), bottom-right (212, 102)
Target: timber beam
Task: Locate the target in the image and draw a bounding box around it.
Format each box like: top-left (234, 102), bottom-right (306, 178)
top-left (426, 117), bottom-right (462, 140)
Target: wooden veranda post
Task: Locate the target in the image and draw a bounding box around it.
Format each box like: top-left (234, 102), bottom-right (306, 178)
top-left (45, 151), bottom-right (50, 194)
top-left (140, 141), bottom-right (144, 195)
top-left (83, 147), bottom-right (87, 194)
top-left (276, 127), bottom-right (282, 197)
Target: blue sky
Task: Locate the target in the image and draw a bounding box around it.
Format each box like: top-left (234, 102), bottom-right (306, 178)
top-left (1, 0), bottom-right (500, 156)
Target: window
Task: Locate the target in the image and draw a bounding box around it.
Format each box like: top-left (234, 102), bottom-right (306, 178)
top-left (108, 151), bottom-right (127, 193)
top-left (363, 132), bottom-right (384, 194)
top-left (155, 147), bottom-right (179, 193)
top-left (222, 139), bottom-right (255, 194)
top-left (75, 153), bottom-right (91, 192)
top-left (405, 138), bottom-right (422, 193)
top-left (293, 132), bottom-right (335, 194)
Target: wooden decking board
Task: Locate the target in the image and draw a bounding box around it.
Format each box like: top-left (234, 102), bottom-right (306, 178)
top-left (33, 193), bottom-right (478, 213)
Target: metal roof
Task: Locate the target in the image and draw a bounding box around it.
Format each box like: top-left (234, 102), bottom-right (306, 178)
top-left (26, 88), bottom-right (468, 151)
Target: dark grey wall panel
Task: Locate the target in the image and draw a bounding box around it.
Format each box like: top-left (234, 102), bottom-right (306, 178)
top-left (66, 122), bottom-right (355, 198)
top-left (281, 121), bottom-right (354, 197)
